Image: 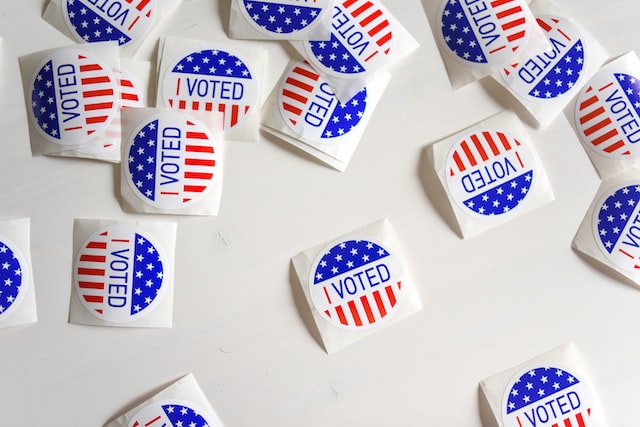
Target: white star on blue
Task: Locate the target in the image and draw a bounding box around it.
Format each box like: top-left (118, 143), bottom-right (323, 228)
top-left (31, 60), bottom-right (61, 140)
top-left (131, 233), bottom-right (164, 315)
top-left (596, 184), bottom-right (640, 254)
top-left (464, 172), bottom-right (533, 216)
top-left (308, 34), bottom-right (366, 74)
top-left (441, 0), bottom-right (487, 64)
top-left (506, 367), bottom-right (579, 413)
top-left (313, 240), bottom-right (389, 285)
top-left (0, 241), bottom-right (24, 316)
top-left (172, 49), bottom-right (252, 79)
top-left (128, 119), bottom-right (159, 201)
top-left (321, 89), bottom-right (367, 139)
top-left (528, 40), bottom-right (585, 99)
top-left (243, 0), bottom-right (322, 34)
top-left (66, 0), bottom-right (132, 45)
top-left (162, 404), bottom-right (210, 427)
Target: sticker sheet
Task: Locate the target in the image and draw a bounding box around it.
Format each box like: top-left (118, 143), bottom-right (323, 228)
top-left (479, 343), bottom-right (608, 427)
top-left (156, 36), bottom-right (266, 142)
top-left (69, 218), bottom-right (176, 328)
top-left (568, 51), bottom-right (640, 179)
top-left (18, 42), bottom-right (122, 161)
top-left (104, 373), bottom-right (226, 427)
top-left (42, 0), bottom-right (182, 57)
top-left (493, 0), bottom-right (609, 128)
top-left (0, 218), bottom-right (37, 329)
top-left (261, 60), bottom-right (390, 171)
top-left (291, 218), bottom-right (422, 354)
top-left (427, 110), bottom-right (554, 238)
top-left (228, 0), bottom-right (334, 41)
top-left (290, 0), bottom-right (420, 102)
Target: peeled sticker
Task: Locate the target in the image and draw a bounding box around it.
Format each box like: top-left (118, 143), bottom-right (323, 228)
top-left (438, 0), bottom-right (532, 67)
top-left (501, 15), bottom-right (586, 100)
top-left (309, 238), bottom-right (405, 330)
top-left (502, 365), bottom-right (595, 427)
top-left (74, 223), bottom-right (168, 323)
top-left (29, 48), bottom-right (119, 146)
top-left (62, 0), bottom-right (156, 46)
top-left (236, 0), bottom-right (330, 37)
top-left (124, 111), bottom-right (219, 210)
top-left (129, 400), bottom-right (217, 427)
top-left (445, 129), bottom-right (536, 218)
top-left (575, 70), bottom-right (640, 159)
top-left (592, 182), bottom-right (640, 272)
top-left (0, 237), bottom-right (28, 321)
top-left (278, 61), bottom-right (367, 142)
top-left (304, 0), bottom-right (395, 77)
top-left (162, 48), bottom-right (259, 131)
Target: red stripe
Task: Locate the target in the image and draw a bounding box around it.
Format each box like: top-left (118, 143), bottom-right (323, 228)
top-left (563, 418), bottom-right (571, 427)
top-left (79, 63), bottom-right (102, 72)
top-left (86, 116), bottom-right (108, 124)
top-left (536, 17), bottom-right (552, 32)
top-left (350, 1), bottom-right (373, 18)
top-left (128, 15), bottom-right (141, 31)
top-left (360, 295), bottom-right (375, 324)
top-left (323, 287), bottom-right (332, 304)
top-left (83, 295), bottom-right (103, 303)
top-left (78, 268), bottom-right (105, 276)
top-left (584, 117), bottom-right (612, 136)
top-left (507, 30), bottom-right (526, 42)
top-left (604, 140), bottom-right (625, 153)
top-left (185, 131), bottom-right (209, 140)
top-left (87, 241), bottom-right (107, 249)
top-left (84, 102), bottom-right (113, 111)
top-left (496, 6), bottom-right (522, 19)
top-left (184, 185), bottom-right (207, 193)
top-left (83, 89), bottom-right (114, 98)
top-left (502, 17), bottom-right (526, 31)
top-left (579, 95), bottom-right (599, 111)
top-left (121, 79), bottom-right (134, 88)
top-left (342, 0), bottom-right (357, 7)
top-left (185, 158), bottom-right (215, 167)
top-left (205, 102), bottom-right (213, 111)
top-left (282, 88), bottom-right (308, 104)
top-left (81, 76), bottom-right (111, 85)
top-left (590, 129), bottom-right (619, 146)
top-left (179, 100), bottom-right (186, 109)
top-left (292, 66), bottom-right (320, 81)
top-left (145, 416), bottom-right (162, 426)
top-left (385, 285), bottom-right (396, 307)
top-left (460, 140), bottom-right (477, 167)
top-left (184, 172), bottom-right (213, 180)
top-left (348, 300), bottom-right (363, 326)
top-left (490, 0), bottom-right (512, 6)
top-left (192, 101), bottom-right (200, 110)
top-left (497, 132), bottom-right (512, 150)
top-left (576, 412), bottom-right (586, 427)
top-left (185, 144), bottom-right (214, 153)
top-left (335, 305), bottom-right (348, 325)
top-left (360, 9), bottom-right (382, 26)
top-left (470, 134), bottom-right (488, 161)
top-left (231, 104), bottom-right (239, 127)
top-left (579, 106), bottom-right (606, 124)
top-left (483, 132), bottom-right (500, 156)
top-left (453, 151), bottom-right (465, 172)
top-left (283, 102), bottom-right (303, 116)
top-left (368, 19), bottom-right (389, 37)
top-left (286, 77), bottom-right (314, 93)
top-left (376, 31), bottom-right (393, 47)
top-left (122, 93), bottom-right (140, 102)
top-left (80, 254), bottom-right (106, 263)
top-left (78, 281), bottom-right (104, 290)
top-left (136, 0), bottom-right (150, 11)
top-left (373, 290), bottom-right (387, 317)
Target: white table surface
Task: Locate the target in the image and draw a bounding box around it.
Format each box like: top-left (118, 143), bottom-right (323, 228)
top-left (1, 0), bottom-right (639, 425)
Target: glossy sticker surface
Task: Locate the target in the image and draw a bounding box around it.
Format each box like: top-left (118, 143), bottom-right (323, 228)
top-left (278, 61), bottom-right (367, 142)
top-left (74, 223), bottom-right (168, 323)
top-left (309, 238), bottom-right (405, 330)
top-left (129, 400), bottom-right (218, 427)
top-left (445, 129), bottom-right (536, 218)
top-left (0, 237), bottom-right (28, 321)
top-left (237, 0), bottom-right (330, 37)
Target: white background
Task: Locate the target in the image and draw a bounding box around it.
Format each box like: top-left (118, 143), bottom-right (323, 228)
top-left (1, 0), bottom-right (639, 425)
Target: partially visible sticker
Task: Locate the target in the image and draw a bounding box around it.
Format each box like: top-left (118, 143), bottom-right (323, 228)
top-left (304, 0), bottom-right (395, 78)
top-left (592, 182), bottom-right (640, 272)
top-left (0, 237), bottom-right (28, 321)
top-left (278, 61), bottom-right (368, 143)
top-left (29, 48), bottom-right (119, 146)
top-left (129, 399), bottom-right (218, 427)
top-left (309, 238), bottom-right (405, 330)
top-left (502, 365), bottom-right (595, 427)
top-left (445, 129), bottom-right (537, 218)
top-left (120, 67), bottom-right (145, 108)
top-left (62, 0), bottom-right (156, 46)
top-left (575, 71), bottom-right (640, 159)
top-left (162, 48), bottom-right (259, 131)
top-left (438, 0), bottom-right (532, 67)
top-left (74, 223), bottom-right (168, 323)
top-left (124, 111), bottom-right (219, 210)
top-left (501, 15), bottom-right (586, 100)
top-left (236, 0), bottom-right (330, 37)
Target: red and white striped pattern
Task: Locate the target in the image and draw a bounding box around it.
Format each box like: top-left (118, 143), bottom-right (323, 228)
top-left (449, 130), bottom-right (523, 177)
top-left (123, 0), bottom-right (153, 30)
top-left (167, 92), bottom-right (251, 130)
top-left (280, 63), bottom-right (320, 127)
top-left (322, 281), bottom-right (401, 327)
top-left (75, 230), bottom-right (112, 315)
top-left (341, 0), bottom-right (393, 59)
top-left (487, 0), bottom-right (529, 55)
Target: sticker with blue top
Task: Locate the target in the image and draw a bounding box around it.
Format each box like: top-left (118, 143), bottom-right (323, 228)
top-left (129, 400), bottom-right (219, 427)
top-left (0, 237), bottom-right (28, 321)
top-left (237, 0), bottom-right (330, 37)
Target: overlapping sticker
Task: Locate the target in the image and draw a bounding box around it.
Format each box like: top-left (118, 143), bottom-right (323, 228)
top-left (29, 48), bottom-right (119, 146)
top-left (236, 0), bottom-right (330, 37)
top-left (0, 237), bottom-right (28, 321)
top-left (278, 61), bottom-right (368, 142)
top-left (74, 223), bottom-right (168, 323)
top-left (304, 0), bottom-right (395, 77)
top-left (309, 238), bottom-right (405, 330)
top-left (129, 400), bottom-right (217, 427)
top-left (62, 0), bottom-right (156, 46)
top-left (575, 70), bottom-right (640, 159)
top-left (502, 366), bottom-right (595, 427)
top-left (162, 48), bottom-right (259, 131)
top-left (501, 15), bottom-right (586, 100)
top-left (438, 0), bottom-right (532, 67)
top-left (445, 129), bottom-right (536, 218)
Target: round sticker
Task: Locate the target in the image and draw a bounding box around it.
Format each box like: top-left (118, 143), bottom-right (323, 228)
top-left (74, 223), bottom-right (168, 323)
top-left (278, 61), bottom-right (368, 143)
top-left (124, 111), bottom-right (220, 210)
top-left (501, 15), bottom-right (586, 100)
top-left (162, 48), bottom-right (259, 131)
top-left (309, 238), bottom-right (405, 330)
top-left (29, 48), bottom-right (118, 146)
top-left (592, 182), bottom-right (640, 272)
top-left (575, 70), bottom-right (640, 159)
top-left (129, 400), bottom-right (219, 427)
top-left (438, 0), bottom-right (532, 67)
top-left (445, 129), bottom-right (537, 218)
top-left (304, 0), bottom-right (395, 78)
top-left (0, 237), bottom-right (28, 321)
top-left (502, 365), bottom-right (595, 427)
top-left (62, 0), bottom-right (156, 46)
top-left (236, 0), bottom-right (331, 38)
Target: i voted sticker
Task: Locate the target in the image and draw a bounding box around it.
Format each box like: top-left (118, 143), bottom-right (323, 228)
top-left (439, 0), bottom-right (532, 67)
top-left (309, 238), bottom-right (405, 330)
top-left (575, 71), bottom-right (640, 159)
top-left (74, 223), bottom-right (168, 323)
top-left (129, 400), bottom-right (218, 427)
top-left (0, 237), bottom-right (28, 321)
top-left (124, 111), bottom-right (219, 210)
top-left (304, 0), bottom-right (395, 77)
top-left (162, 48), bottom-right (259, 131)
top-left (62, 0), bottom-right (155, 46)
top-left (445, 129), bottom-right (536, 218)
top-left (501, 15), bottom-right (586, 100)
top-left (502, 366), bottom-right (595, 427)
top-left (237, 0), bottom-right (330, 37)
top-left (29, 49), bottom-right (118, 146)
top-left (279, 61), bottom-right (367, 142)
top-left (592, 182), bottom-right (640, 272)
